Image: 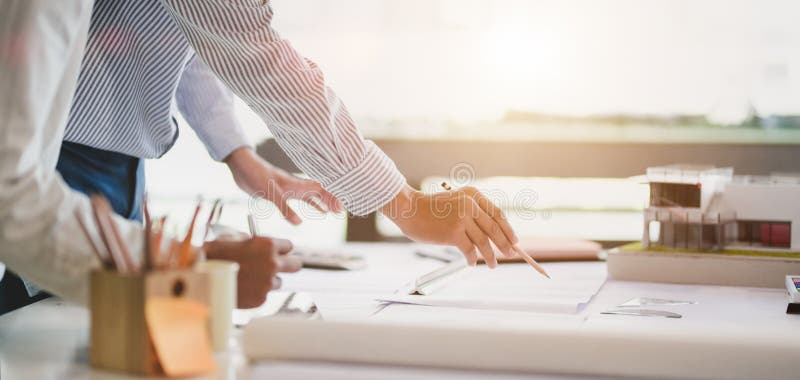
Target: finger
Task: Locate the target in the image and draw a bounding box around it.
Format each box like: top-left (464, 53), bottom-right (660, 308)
top-left (276, 197), bottom-right (302, 225)
top-left (295, 180), bottom-right (342, 214)
top-left (463, 187), bottom-right (519, 244)
top-left (319, 188), bottom-right (344, 213)
top-left (264, 237), bottom-right (294, 255)
top-left (266, 182), bottom-right (303, 225)
top-left (271, 276), bottom-right (283, 290)
top-left (275, 255), bottom-right (303, 273)
top-left (454, 236), bottom-right (479, 266)
top-left (203, 240), bottom-right (238, 259)
top-left (465, 218), bottom-right (497, 268)
top-left (300, 192), bottom-right (328, 213)
top-left (472, 206), bottom-right (514, 258)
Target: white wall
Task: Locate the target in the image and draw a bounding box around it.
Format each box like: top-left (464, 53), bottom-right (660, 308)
top-left (722, 183), bottom-right (800, 250)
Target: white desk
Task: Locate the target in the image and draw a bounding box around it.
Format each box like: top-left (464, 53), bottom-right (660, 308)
top-left (1, 243), bottom-right (798, 379)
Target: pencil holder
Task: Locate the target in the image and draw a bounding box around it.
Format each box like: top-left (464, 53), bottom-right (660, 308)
top-left (89, 269), bottom-right (210, 375)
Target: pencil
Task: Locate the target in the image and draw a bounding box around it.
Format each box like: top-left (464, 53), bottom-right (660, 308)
top-left (74, 209), bottom-right (111, 269)
top-left (247, 213), bottom-right (259, 237)
top-left (153, 216), bottom-right (167, 269)
top-left (203, 198), bottom-right (222, 240)
top-left (143, 196), bottom-right (153, 271)
top-left (178, 201), bottom-right (202, 268)
top-left (102, 200), bottom-right (137, 273)
top-left (513, 245), bottom-right (551, 279)
top-left (90, 195), bottom-right (131, 273)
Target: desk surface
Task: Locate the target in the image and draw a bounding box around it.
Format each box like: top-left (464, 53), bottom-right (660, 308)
top-left (1, 243), bottom-right (798, 380)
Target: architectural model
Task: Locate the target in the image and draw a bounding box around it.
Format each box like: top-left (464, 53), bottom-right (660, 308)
top-left (642, 164), bottom-right (800, 252)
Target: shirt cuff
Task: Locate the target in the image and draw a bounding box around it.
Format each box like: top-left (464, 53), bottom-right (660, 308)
top-left (324, 141), bottom-right (406, 216)
top-left (204, 125), bottom-right (251, 162)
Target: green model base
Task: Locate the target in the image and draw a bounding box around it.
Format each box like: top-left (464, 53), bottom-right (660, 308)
top-left (620, 242), bottom-right (800, 259)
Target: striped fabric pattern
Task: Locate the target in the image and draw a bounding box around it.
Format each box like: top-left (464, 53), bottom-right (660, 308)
top-left (64, 0), bottom-right (191, 158)
top-left (160, 0), bottom-right (407, 215)
top-left (65, 0), bottom-right (406, 216)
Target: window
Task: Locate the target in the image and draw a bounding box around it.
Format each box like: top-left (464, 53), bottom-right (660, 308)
top-left (649, 183), bottom-right (701, 208)
top-left (736, 221), bottom-right (792, 248)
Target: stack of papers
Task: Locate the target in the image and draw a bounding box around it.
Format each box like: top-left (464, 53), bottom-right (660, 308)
top-left (378, 262), bottom-right (607, 314)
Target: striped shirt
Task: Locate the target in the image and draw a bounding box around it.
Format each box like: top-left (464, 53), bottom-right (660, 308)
top-left (68, 0), bottom-right (406, 216)
top-left (65, 0), bottom-right (247, 161)
top-left (159, 0), bottom-right (407, 216)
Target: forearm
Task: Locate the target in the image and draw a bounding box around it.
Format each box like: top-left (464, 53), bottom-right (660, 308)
top-left (161, 0), bottom-right (406, 215)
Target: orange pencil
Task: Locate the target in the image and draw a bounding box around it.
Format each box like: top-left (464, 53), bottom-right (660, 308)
top-left (178, 202), bottom-right (202, 268)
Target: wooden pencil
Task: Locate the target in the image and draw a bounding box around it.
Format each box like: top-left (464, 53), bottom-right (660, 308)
top-left (178, 202), bottom-right (202, 268)
top-left (74, 208), bottom-right (112, 269)
top-left (90, 195), bottom-right (131, 273)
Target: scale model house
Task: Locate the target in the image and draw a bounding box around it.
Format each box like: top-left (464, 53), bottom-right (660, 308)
top-left (642, 164), bottom-right (800, 253)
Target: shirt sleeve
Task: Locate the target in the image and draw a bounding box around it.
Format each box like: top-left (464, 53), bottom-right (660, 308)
top-left (160, 0), bottom-right (407, 216)
top-left (0, 0), bottom-right (143, 305)
top-left (175, 54), bottom-right (251, 162)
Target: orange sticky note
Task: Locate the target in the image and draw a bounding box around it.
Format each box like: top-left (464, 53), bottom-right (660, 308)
top-left (145, 297), bottom-right (215, 377)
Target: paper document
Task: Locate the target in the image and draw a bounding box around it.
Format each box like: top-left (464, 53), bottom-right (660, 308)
top-left (379, 262), bottom-right (606, 314)
top-left (372, 303), bottom-right (584, 327)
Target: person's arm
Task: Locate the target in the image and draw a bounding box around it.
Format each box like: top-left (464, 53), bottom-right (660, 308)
top-left (175, 55), bottom-right (251, 163)
top-left (174, 56), bottom-right (343, 223)
top-left (0, 0), bottom-right (144, 305)
top-left (0, 2), bottom-right (293, 307)
top-left (160, 0), bottom-right (405, 217)
top-left (159, 0), bottom-right (518, 266)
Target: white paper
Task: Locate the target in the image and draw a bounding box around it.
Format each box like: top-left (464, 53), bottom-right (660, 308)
top-left (378, 262), bottom-right (606, 314)
top-left (372, 303), bottom-right (584, 328)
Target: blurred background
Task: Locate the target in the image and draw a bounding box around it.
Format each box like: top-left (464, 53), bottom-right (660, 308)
top-left (146, 0), bottom-right (800, 246)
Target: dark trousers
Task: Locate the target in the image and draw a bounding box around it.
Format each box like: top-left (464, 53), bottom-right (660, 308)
top-left (0, 141), bottom-right (144, 316)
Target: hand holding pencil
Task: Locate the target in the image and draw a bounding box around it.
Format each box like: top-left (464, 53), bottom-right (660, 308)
top-left (381, 183), bottom-right (550, 278)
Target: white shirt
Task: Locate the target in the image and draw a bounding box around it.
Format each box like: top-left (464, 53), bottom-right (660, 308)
top-left (0, 0), bottom-right (405, 305)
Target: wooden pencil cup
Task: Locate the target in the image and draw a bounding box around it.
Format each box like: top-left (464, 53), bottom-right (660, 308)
top-left (89, 269), bottom-right (210, 375)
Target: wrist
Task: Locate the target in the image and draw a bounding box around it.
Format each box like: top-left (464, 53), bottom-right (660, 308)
top-left (225, 146), bottom-right (278, 179)
top-left (224, 146), bottom-right (258, 171)
top-left (380, 184), bottom-right (418, 225)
